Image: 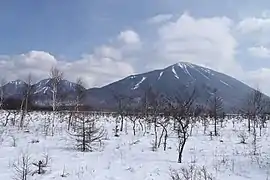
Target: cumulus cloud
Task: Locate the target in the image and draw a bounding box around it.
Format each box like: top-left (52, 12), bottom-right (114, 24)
top-left (0, 44), bottom-right (135, 88)
top-left (248, 46), bottom-right (270, 58)
top-left (245, 68), bottom-right (270, 93)
top-left (153, 13), bottom-right (240, 76)
top-left (118, 30), bottom-right (141, 45)
top-left (148, 14), bottom-right (173, 24)
top-left (237, 17), bottom-right (270, 34)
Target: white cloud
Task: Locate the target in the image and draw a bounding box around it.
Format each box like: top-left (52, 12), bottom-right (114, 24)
top-left (237, 17), bottom-right (270, 34)
top-left (0, 29), bottom-right (146, 88)
top-left (62, 52), bottom-right (134, 87)
top-left (148, 14), bottom-right (173, 24)
top-left (248, 46), bottom-right (270, 58)
top-left (94, 45), bottom-right (122, 60)
top-left (118, 30), bottom-right (141, 45)
top-left (153, 13), bottom-right (240, 76)
top-left (0, 44), bottom-right (135, 88)
top-left (245, 68), bottom-right (270, 94)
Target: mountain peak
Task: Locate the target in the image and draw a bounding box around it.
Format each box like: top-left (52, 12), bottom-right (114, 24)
top-left (9, 79), bottom-right (26, 86)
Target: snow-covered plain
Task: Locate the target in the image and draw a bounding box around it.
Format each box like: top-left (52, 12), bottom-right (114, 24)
top-left (0, 111), bottom-right (269, 180)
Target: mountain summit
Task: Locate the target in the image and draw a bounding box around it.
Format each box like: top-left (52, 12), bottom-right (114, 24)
top-left (83, 62), bottom-right (255, 111)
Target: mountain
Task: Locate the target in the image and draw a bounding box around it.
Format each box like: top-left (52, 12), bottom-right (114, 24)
top-left (2, 80), bottom-right (28, 99)
top-left (83, 62), bottom-right (257, 111)
top-left (31, 79), bottom-right (85, 106)
top-left (2, 78), bottom-right (85, 107)
top-left (1, 62), bottom-right (262, 112)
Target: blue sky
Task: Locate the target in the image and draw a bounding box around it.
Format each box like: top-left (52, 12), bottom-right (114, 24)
top-left (1, 0), bottom-right (270, 94)
top-left (0, 0), bottom-right (251, 57)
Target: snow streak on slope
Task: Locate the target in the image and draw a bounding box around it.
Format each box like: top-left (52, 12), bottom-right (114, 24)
top-left (220, 80), bottom-right (231, 87)
top-left (158, 71), bottom-right (163, 80)
top-left (193, 68), bottom-right (210, 80)
top-left (200, 67), bottom-right (214, 76)
top-left (177, 63), bottom-right (193, 79)
top-left (10, 80), bottom-right (25, 87)
top-left (172, 66), bottom-right (179, 79)
top-left (132, 77), bottom-right (146, 90)
top-left (34, 87), bottom-right (50, 94)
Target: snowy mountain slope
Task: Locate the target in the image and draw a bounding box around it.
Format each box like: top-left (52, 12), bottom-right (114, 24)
top-left (2, 78), bottom-right (85, 106)
top-left (83, 62), bottom-right (257, 111)
top-left (2, 80), bottom-right (28, 99)
top-left (2, 62), bottom-right (263, 111)
top-left (31, 79), bottom-right (85, 105)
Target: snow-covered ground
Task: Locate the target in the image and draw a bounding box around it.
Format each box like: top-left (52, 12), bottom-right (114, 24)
top-left (0, 111), bottom-right (269, 180)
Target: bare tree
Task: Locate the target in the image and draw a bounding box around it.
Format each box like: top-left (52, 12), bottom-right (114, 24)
top-left (49, 67), bottom-right (63, 136)
top-left (70, 113), bottom-right (106, 152)
top-left (126, 111), bottom-right (138, 136)
top-left (207, 89), bottom-right (223, 136)
top-left (32, 153), bottom-right (50, 175)
top-left (3, 110), bottom-right (11, 126)
top-left (168, 88), bottom-right (197, 163)
top-left (67, 77), bottom-right (85, 131)
top-left (50, 67), bottom-right (63, 111)
top-left (170, 164), bottom-right (216, 180)
top-left (144, 86), bottom-right (163, 151)
top-left (13, 152), bottom-right (32, 180)
top-left (19, 74), bottom-right (33, 129)
top-left (241, 88), bottom-right (266, 133)
top-left (0, 78), bottom-right (6, 109)
top-left (157, 115), bottom-right (170, 151)
top-left (112, 92), bottom-right (130, 135)
top-left (75, 77), bottom-right (85, 111)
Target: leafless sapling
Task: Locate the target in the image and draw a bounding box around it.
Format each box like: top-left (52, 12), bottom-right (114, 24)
top-left (168, 88), bottom-right (197, 163)
top-left (207, 89), bottom-right (223, 136)
top-left (126, 111), bottom-right (138, 136)
top-left (113, 92), bottom-right (129, 133)
top-left (70, 113), bottom-right (106, 152)
top-left (67, 77), bottom-right (85, 131)
top-left (32, 153), bottom-right (50, 175)
top-left (241, 88), bottom-right (266, 133)
top-left (49, 67), bottom-right (63, 136)
top-left (0, 78), bottom-right (6, 109)
top-left (19, 74), bottom-right (33, 129)
top-left (242, 89), bottom-right (266, 155)
top-left (144, 86), bottom-right (163, 151)
top-left (157, 115), bottom-right (170, 151)
top-left (170, 164), bottom-right (216, 180)
top-left (13, 152), bottom-right (32, 180)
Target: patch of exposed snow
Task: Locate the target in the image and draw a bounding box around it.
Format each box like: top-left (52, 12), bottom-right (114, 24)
top-left (11, 80), bottom-right (24, 86)
top-left (200, 67), bottom-right (214, 76)
top-left (220, 80), bottom-right (231, 87)
top-left (184, 62), bottom-right (194, 68)
top-left (193, 68), bottom-right (210, 80)
top-left (177, 63), bottom-right (184, 69)
top-left (172, 66), bottom-right (179, 79)
top-left (158, 71), bottom-right (163, 80)
top-left (132, 77), bottom-right (146, 90)
top-left (34, 87), bottom-right (49, 94)
top-left (182, 64), bottom-right (193, 79)
top-left (177, 63), bottom-right (194, 79)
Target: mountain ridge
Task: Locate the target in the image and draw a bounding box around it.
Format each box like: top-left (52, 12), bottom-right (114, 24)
top-left (1, 62), bottom-right (262, 112)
